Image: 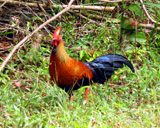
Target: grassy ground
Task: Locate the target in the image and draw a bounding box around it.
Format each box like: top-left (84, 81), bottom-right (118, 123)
top-left (0, 1), bottom-right (160, 127)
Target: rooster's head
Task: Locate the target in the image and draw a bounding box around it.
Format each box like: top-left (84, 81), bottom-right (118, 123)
top-left (52, 26), bottom-right (62, 47)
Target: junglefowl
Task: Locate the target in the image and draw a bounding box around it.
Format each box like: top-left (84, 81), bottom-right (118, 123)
top-left (49, 26), bottom-right (134, 101)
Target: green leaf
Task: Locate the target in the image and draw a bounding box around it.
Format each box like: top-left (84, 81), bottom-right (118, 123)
top-left (80, 50), bottom-right (85, 59)
top-left (129, 4), bottom-right (143, 19)
top-left (48, 33), bottom-right (53, 38)
top-left (27, 22), bottom-right (31, 27)
top-left (144, 2), bottom-right (160, 9)
top-left (0, 31), bottom-right (16, 36)
top-left (126, 32), bottom-right (147, 43)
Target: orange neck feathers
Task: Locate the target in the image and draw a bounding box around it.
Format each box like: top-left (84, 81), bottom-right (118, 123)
top-left (52, 39), bottom-right (70, 63)
top-left (51, 26), bottom-right (71, 63)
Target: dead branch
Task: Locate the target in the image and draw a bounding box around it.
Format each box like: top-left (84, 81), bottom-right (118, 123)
top-left (0, 0), bottom-right (115, 11)
top-left (140, 0), bottom-right (160, 25)
top-left (38, 3), bottom-right (49, 18)
top-left (0, 0), bottom-right (75, 72)
top-left (139, 23), bottom-right (160, 30)
top-left (98, 0), bottom-right (130, 3)
top-left (0, 0), bottom-right (6, 7)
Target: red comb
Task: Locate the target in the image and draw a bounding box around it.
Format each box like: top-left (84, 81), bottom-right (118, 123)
top-left (53, 26), bottom-right (61, 37)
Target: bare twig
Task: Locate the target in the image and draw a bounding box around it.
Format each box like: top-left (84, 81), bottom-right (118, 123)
top-left (139, 23), bottom-right (160, 30)
top-left (66, 5), bottom-right (114, 11)
top-left (140, 0), bottom-right (160, 25)
top-left (0, 0), bottom-right (115, 11)
top-left (99, 0), bottom-right (130, 3)
top-left (38, 3), bottom-right (49, 18)
top-left (25, 4), bottom-right (51, 33)
top-left (0, 0), bottom-right (75, 72)
top-left (0, 0), bottom-right (7, 8)
top-left (83, 2), bottom-right (106, 5)
top-left (17, 8), bottom-right (31, 20)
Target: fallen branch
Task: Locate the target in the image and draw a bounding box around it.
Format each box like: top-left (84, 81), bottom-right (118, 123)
top-left (98, 0), bottom-right (130, 3)
top-left (0, 0), bottom-right (75, 72)
top-left (0, 0), bottom-right (6, 7)
top-left (0, 0), bottom-right (115, 11)
top-left (139, 23), bottom-right (160, 30)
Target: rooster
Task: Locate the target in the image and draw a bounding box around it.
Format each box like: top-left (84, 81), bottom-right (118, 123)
top-left (49, 26), bottom-right (134, 101)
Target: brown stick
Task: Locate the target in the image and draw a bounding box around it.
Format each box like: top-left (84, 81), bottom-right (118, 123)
top-left (0, 0), bottom-right (75, 72)
top-left (98, 0), bottom-right (130, 3)
top-left (139, 23), bottom-right (160, 30)
top-left (0, 0), bottom-right (115, 11)
top-left (140, 0), bottom-right (160, 25)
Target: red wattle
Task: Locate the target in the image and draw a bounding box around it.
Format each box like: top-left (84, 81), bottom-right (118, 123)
top-left (53, 41), bottom-right (58, 47)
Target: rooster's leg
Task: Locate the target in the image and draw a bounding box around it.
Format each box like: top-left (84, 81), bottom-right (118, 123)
top-left (70, 95), bottom-right (74, 110)
top-left (85, 87), bottom-right (89, 104)
top-left (71, 95), bottom-right (74, 101)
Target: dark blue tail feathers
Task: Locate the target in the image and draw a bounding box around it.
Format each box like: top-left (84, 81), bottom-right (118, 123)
top-left (87, 54), bottom-right (134, 84)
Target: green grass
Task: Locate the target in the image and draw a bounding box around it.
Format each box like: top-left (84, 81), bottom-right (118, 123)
top-left (0, 1), bottom-right (160, 127)
top-left (0, 25), bottom-right (160, 127)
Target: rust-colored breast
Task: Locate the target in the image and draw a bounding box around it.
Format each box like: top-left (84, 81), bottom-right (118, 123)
top-left (49, 54), bottom-right (94, 88)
